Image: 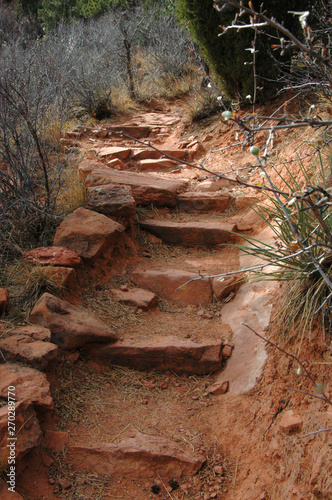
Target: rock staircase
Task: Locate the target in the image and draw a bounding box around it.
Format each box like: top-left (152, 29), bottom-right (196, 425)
top-left (0, 108), bottom-right (277, 498)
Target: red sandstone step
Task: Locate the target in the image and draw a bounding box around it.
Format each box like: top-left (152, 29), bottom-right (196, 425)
top-left (86, 336), bottom-right (226, 374)
top-left (139, 219), bottom-right (237, 246)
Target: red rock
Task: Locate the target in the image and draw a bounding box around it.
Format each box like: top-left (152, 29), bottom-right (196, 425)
top-left (97, 146), bottom-right (132, 161)
top-left (92, 128), bottom-right (108, 138)
top-left (44, 430), bottom-right (69, 452)
top-left (0, 478), bottom-right (24, 499)
top-left (107, 158), bottom-right (126, 169)
top-left (132, 269), bottom-right (212, 305)
top-left (58, 478), bottom-right (72, 490)
top-left (131, 148), bottom-right (187, 161)
top-left (139, 219), bottom-right (237, 247)
top-left (279, 410), bottom-right (303, 435)
top-left (0, 288), bottom-right (9, 316)
top-left (68, 432), bottom-right (204, 478)
top-left (221, 345), bottom-right (233, 358)
top-left (212, 275), bottom-right (243, 301)
top-left (84, 169), bottom-right (188, 207)
top-left (177, 192), bottom-right (230, 212)
top-left (106, 125), bottom-right (151, 139)
top-left (135, 158), bottom-right (178, 172)
top-left (0, 364), bottom-right (53, 410)
top-left (86, 184), bottom-right (136, 220)
top-left (30, 293), bottom-right (118, 349)
top-left (53, 207), bottom-right (125, 260)
top-left (110, 288), bottom-right (158, 310)
top-left (10, 325), bottom-right (51, 342)
top-left (205, 381), bottom-right (229, 395)
top-left (77, 159), bottom-right (111, 180)
top-left (23, 246), bottom-right (82, 267)
top-left (86, 337), bottom-right (224, 375)
top-left (234, 194), bottom-right (259, 210)
top-left (0, 401), bottom-right (42, 460)
top-left (42, 453), bottom-right (54, 467)
top-left (194, 180), bottom-right (220, 192)
top-left (0, 335), bottom-right (59, 371)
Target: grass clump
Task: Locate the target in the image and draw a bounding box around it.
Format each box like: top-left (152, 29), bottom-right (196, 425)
top-left (234, 150), bottom-right (332, 340)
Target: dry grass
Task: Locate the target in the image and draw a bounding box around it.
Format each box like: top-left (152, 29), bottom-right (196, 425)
top-left (56, 164), bottom-right (86, 217)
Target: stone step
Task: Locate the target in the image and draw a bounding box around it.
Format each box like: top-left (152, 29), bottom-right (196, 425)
top-left (81, 166), bottom-right (189, 207)
top-left (86, 336), bottom-right (226, 374)
top-left (110, 287), bottom-right (158, 310)
top-left (68, 432), bottom-right (204, 478)
top-left (131, 269), bottom-right (212, 305)
top-left (30, 293), bottom-right (118, 350)
top-left (131, 148), bottom-right (188, 161)
top-left (177, 191), bottom-right (230, 212)
top-left (106, 125), bottom-right (152, 139)
top-left (135, 158), bottom-right (179, 172)
top-left (139, 219), bottom-right (237, 247)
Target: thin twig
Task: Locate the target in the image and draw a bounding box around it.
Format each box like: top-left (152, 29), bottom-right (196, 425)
top-left (298, 428), bottom-right (332, 438)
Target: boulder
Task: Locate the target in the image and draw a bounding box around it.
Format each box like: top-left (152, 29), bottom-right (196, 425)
top-left (139, 219), bottom-right (237, 247)
top-left (68, 432), bottom-right (204, 478)
top-left (0, 364), bottom-right (53, 410)
top-left (86, 184), bottom-right (136, 220)
top-left (0, 288), bottom-right (9, 316)
top-left (84, 169), bottom-right (188, 207)
top-left (53, 207), bottom-right (125, 260)
top-left (177, 191), bottom-right (230, 212)
top-left (42, 266), bottom-right (77, 291)
top-left (110, 288), bottom-right (158, 310)
top-left (132, 269), bottom-right (212, 305)
top-left (87, 336), bottom-right (224, 374)
top-left (0, 335), bottom-right (59, 371)
top-left (0, 401), bottom-right (42, 460)
top-left (9, 325), bottom-right (51, 342)
top-left (23, 247), bottom-right (82, 267)
top-left (29, 293), bottom-right (118, 350)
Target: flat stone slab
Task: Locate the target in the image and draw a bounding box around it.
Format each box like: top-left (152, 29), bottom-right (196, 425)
top-left (0, 334), bottom-right (59, 370)
top-left (131, 148), bottom-right (188, 161)
top-left (0, 363), bottom-right (53, 410)
top-left (68, 432), bottom-right (204, 478)
top-left (135, 158), bottom-right (179, 172)
top-left (87, 336), bottom-right (224, 374)
top-left (139, 219), bottom-right (237, 247)
top-left (177, 191), bottom-right (230, 212)
top-left (132, 269), bottom-right (212, 305)
top-left (110, 288), bottom-right (158, 310)
top-left (106, 125), bottom-right (152, 139)
top-left (30, 293), bottom-right (118, 350)
top-left (86, 184), bottom-right (136, 220)
top-left (53, 207), bottom-right (125, 260)
top-left (96, 146), bottom-right (132, 161)
top-left (10, 325), bottom-right (51, 342)
top-left (23, 246), bottom-right (82, 267)
top-left (84, 169), bottom-right (188, 207)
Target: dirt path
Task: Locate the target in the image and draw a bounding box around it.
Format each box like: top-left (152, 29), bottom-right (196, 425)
top-left (16, 102), bottom-right (332, 500)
